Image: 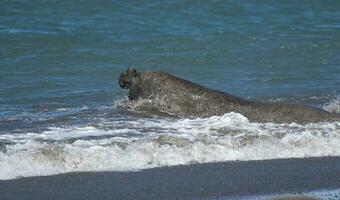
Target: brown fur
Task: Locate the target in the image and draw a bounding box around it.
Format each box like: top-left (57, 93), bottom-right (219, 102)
top-left (119, 68), bottom-right (340, 123)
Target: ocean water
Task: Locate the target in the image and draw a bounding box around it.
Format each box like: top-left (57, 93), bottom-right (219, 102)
top-left (0, 1), bottom-right (340, 179)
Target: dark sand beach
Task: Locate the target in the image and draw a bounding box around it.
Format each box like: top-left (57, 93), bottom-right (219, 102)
top-left (1, 157), bottom-right (340, 200)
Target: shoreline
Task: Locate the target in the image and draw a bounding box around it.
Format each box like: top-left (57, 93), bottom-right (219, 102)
top-left (1, 156), bottom-right (340, 199)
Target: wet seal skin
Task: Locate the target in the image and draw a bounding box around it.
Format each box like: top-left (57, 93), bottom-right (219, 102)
top-left (119, 67), bottom-right (340, 123)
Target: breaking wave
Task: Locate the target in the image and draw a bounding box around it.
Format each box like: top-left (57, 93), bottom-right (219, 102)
top-left (0, 108), bottom-right (339, 180)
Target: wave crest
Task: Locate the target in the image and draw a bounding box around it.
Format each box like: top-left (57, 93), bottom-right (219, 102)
top-left (0, 113), bottom-right (339, 180)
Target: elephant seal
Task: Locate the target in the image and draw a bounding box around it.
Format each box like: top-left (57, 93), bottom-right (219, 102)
top-left (119, 67), bottom-right (340, 123)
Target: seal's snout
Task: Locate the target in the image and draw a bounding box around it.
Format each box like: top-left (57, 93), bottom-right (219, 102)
top-left (119, 73), bottom-right (127, 89)
top-left (119, 67), bottom-right (137, 89)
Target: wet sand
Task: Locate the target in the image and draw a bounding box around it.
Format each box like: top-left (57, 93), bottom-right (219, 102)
top-left (1, 157), bottom-right (340, 200)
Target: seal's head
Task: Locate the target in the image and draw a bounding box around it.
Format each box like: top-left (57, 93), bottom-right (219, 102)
top-left (119, 67), bottom-right (138, 89)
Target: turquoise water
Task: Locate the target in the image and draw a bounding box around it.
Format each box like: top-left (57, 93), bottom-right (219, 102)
top-left (0, 1), bottom-right (340, 179)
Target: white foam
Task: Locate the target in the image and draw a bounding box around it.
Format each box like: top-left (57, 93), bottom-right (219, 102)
top-left (323, 95), bottom-right (340, 114)
top-left (0, 112), bottom-right (339, 180)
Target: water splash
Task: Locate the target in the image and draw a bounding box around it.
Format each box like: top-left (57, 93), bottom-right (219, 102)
top-left (0, 112), bottom-right (339, 180)
top-left (323, 95), bottom-right (340, 114)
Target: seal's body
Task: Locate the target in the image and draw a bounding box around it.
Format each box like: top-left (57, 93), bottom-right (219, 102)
top-left (119, 68), bottom-right (340, 123)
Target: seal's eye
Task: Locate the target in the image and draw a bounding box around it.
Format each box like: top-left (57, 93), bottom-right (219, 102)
top-left (127, 67), bottom-right (137, 77)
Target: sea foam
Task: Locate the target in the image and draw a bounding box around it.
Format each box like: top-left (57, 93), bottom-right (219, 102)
top-left (0, 110), bottom-right (339, 180)
top-left (323, 95), bottom-right (340, 114)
